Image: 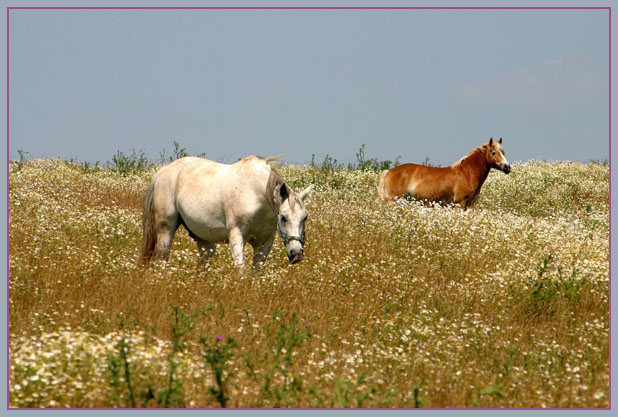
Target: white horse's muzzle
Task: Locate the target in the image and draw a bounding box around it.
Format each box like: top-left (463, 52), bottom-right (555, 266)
top-left (277, 215), bottom-right (306, 264)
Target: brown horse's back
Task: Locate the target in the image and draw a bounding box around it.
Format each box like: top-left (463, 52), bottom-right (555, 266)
top-left (379, 163), bottom-right (458, 203)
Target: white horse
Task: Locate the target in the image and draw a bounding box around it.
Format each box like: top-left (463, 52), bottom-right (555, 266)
top-left (140, 156), bottom-right (313, 267)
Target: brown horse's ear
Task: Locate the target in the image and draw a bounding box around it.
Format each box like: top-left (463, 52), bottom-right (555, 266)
top-left (498, 137), bottom-right (503, 144)
top-left (489, 137), bottom-right (493, 146)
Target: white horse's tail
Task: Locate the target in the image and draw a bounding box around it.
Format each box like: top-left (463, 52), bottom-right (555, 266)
top-left (377, 169), bottom-right (391, 203)
top-left (139, 179), bottom-right (157, 265)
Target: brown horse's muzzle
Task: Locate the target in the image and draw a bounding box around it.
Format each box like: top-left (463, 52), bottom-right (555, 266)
top-left (502, 164), bottom-right (511, 174)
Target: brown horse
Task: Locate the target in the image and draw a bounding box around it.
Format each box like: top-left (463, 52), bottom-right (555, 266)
top-left (377, 138), bottom-right (510, 209)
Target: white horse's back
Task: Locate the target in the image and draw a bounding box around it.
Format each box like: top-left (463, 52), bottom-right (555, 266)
top-left (174, 156), bottom-right (272, 243)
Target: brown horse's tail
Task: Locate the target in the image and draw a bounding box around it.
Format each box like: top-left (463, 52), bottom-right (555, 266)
top-left (139, 180), bottom-right (157, 265)
top-left (377, 169), bottom-right (391, 203)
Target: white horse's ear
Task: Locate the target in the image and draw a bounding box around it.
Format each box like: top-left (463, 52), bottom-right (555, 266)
top-left (299, 184), bottom-right (313, 202)
top-left (498, 137), bottom-right (503, 144)
top-left (275, 183), bottom-right (289, 206)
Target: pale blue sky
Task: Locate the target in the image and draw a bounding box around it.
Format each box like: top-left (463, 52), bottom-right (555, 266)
top-left (8, 7), bottom-right (610, 165)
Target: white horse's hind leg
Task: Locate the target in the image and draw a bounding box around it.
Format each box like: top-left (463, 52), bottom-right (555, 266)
top-left (155, 227), bottom-right (175, 261)
top-left (251, 233), bottom-right (275, 267)
top-left (228, 227), bottom-right (246, 267)
top-left (155, 216), bottom-right (179, 261)
top-left (196, 239), bottom-right (216, 266)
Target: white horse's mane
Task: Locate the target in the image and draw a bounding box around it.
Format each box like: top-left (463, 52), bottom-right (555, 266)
top-left (264, 155), bottom-right (283, 167)
top-left (264, 157), bottom-right (288, 210)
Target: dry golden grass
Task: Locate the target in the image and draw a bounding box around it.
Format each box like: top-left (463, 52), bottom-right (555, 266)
top-left (8, 158), bottom-right (609, 408)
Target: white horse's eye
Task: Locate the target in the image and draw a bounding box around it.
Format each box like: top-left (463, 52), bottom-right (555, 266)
top-left (281, 215), bottom-right (287, 223)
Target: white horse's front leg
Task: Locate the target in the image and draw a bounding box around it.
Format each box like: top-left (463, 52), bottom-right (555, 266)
top-left (228, 227), bottom-right (246, 267)
top-left (251, 233), bottom-right (275, 267)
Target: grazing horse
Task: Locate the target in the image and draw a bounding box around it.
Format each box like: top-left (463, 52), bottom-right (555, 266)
top-left (140, 156), bottom-right (313, 267)
top-left (377, 138), bottom-right (510, 209)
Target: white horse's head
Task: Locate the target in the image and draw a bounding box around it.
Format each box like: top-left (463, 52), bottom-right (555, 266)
top-left (274, 183), bottom-right (313, 264)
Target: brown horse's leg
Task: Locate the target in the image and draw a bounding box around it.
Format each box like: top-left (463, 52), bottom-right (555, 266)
top-left (452, 189), bottom-right (471, 210)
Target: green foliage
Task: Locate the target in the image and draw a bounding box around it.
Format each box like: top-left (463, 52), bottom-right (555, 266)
top-left (305, 145), bottom-right (400, 190)
top-left (159, 140), bottom-right (188, 163)
top-left (308, 144), bottom-right (400, 174)
top-left (471, 383), bottom-right (509, 407)
top-left (308, 154), bottom-right (346, 189)
top-left (79, 160), bottom-right (101, 174)
top-left (310, 153), bottom-right (344, 173)
top-left (411, 385), bottom-right (424, 408)
top-left (421, 157), bottom-right (435, 167)
top-left (108, 334), bottom-right (138, 408)
top-left (245, 309), bottom-right (311, 408)
top-left (171, 141), bottom-right (189, 161)
top-left (16, 150), bottom-right (29, 171)
top-left (107, 313), bottom-right (147, 408)
top-left (333, 374), bottom-right (377, 408)
top-left (201, 335), bottom-right (237, 408)
top-left (524, 253), bottom-right (558, 318)
top-left (110, 149), bottom-right (150, 176)
top-left (520, 253), bottom-right (588, 318)
top-left (159, 141), bottom-right (206, 164)
top-left (351, 144), bottom-right (400, 172)
top-left (106, 306), bottom-right (211, 408)
top-left (159, 306), bottom-right (212, 408)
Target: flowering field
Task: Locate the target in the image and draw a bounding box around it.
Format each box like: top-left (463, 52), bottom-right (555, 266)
top-left (8, 157), bottom-right (609, 408)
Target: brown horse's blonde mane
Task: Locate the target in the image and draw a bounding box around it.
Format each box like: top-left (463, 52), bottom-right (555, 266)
top-left (450, 143), bottom-right (490, 168)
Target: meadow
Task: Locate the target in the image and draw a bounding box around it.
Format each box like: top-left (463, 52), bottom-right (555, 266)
top-left (8, 149), bottom-right (609, 408)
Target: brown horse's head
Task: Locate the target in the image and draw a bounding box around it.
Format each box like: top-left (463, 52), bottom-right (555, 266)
top-left (486, 137), bottom-right (511, 174)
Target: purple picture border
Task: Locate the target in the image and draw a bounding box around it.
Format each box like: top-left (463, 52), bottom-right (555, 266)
top-left (5, 5), bottom-right (613, 411)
